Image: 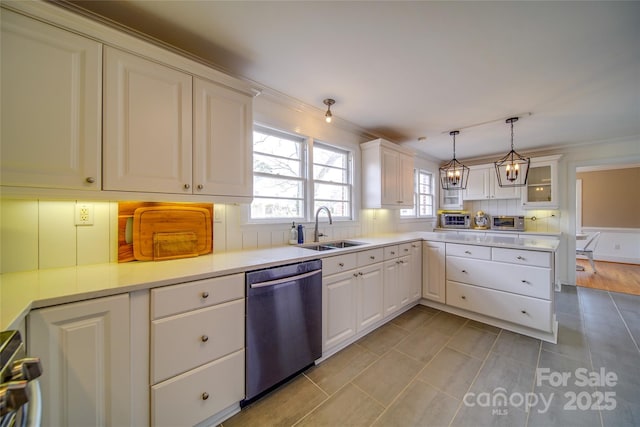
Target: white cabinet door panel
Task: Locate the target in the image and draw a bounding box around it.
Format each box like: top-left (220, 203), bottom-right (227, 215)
top-left (1, 10), bottom-right (101, 190)
top-left (103, 46), bottom-right (192, 193)
top-left (357, 263), bottom-right (384, 331)
top-left (422, 241), bottom-right (446, 303)
top-left (323, 270), bottom-right (357, 351)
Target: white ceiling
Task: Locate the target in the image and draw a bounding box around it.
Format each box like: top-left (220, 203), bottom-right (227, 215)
top-left (68, 0), bottom-right (640, 161)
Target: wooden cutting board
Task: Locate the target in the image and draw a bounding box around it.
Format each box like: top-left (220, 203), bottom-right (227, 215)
top-left (132, 206), bottom-right (212, 261)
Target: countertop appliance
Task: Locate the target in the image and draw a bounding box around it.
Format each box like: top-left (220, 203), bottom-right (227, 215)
top-left (244, 259), bottom-right (322, 404)
top-left (492, 215), bottom-right (525, 231)
top-left (439, 212), bottom-right (471, 229)
top-left (0, 330), bottom-right (42, 427)
top-left (473, 211), bottom-right (490, 229)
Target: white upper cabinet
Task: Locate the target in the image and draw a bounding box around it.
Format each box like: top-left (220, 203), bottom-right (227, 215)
top-left (521, 155), bottom-right (561, 209)
top-left (440, 187), bottom-right (464, 209)
top-left (1, 9), bottom-right (102, 190)
top-left (463, 165), bottom-right (520, 201)
top-left (193, 78), bottom-right (252, 201)
top-left (362, 139), bottom-right (415, 209)
top-left (103, 46), bottom-right (193, 194)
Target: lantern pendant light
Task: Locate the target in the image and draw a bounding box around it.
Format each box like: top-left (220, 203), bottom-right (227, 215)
top-left (439, 130), bottom-right (469, 190)
top-left (494, 117), bottom-right (530, 187)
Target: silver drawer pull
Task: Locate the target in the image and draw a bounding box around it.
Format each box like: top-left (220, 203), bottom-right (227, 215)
top-left (461, 269), bottom-right (467, 273)
top-left (464, 250), bottom-right (471, 254)
top-left (197, 184), bottom-right (204, 190)
top-left (201, 291), bottom-right (209, 299)
top-left (202, 392), bottom-right (209, 400)
top-left (85, 176), bottom-right (96, 184)
top-left (370, 256), bottom-right (376, 260)
top-left (399, 260), bottom-right (404, 264)
top-left (461, 295), bottom-right (467, 300)
top-left (358, 272), bottom-right (363, 276)
top-left (390, 251), bottom-right (395, 255)
top-left (338, 262), bottom-right (344, 267)
top-left (412, 244), bottom-right (418, 248)
top-left (521, 310), bottom-right (528, 315)
top-left (200, 335), bottom-right (209, 343)
top-left (404, 248), bottom-right (409, 252)
top-left (521, 280), bottom-right (529, 284)
top-left (353, 273), bottom-right (359, 277)
top-left (517, 256), bottom-right (525, 260)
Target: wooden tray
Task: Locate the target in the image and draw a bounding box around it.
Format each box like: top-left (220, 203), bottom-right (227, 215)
top-left (132, 206), bottom-right (212, 261)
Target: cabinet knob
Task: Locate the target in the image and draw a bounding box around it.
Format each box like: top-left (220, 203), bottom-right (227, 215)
top-left (201, 291), bottom-right (209, 299)
top-left (197, 184), bottom-right (204, 190)
top-left (461, 295), bottom-right (467, 300)
top-left (370, 256), bottom-right (375, 260)
top-left (461, 269), bottom-right (467, 273)
top-left (464, 250), bottom-right (471, 254)
top-left (358, 272), bottom-right (363, 276)
top-left (200, 335), bottom-right (209, 343)
top-left (396, 200), bottom-right (403, 204)
top-left (412, 244), bottom-right (418, 248)
top-left (521, 280), bottom-right (529, 285)
top-left (338, 262), bottom-right (344, 267)
top-left (516, 256), bottom-right (525, 260)
top-left (521, 310), bottom-right (528, 315)
top-left (184, 184), bottom-right (191, 190)
top-left (404, 248), bottom-right (409, 252)
top-left (85, 177), bottom-right (96, 184)
top-left (201, 392), bottom-right (210, 401)
top-left (353, 273), bottom-right (359, 278)
top-left (390, 251), bottom-right (395, 255)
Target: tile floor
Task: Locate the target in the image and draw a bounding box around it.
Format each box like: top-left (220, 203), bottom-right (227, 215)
top-left (224, 286), bottom-right (640, 426)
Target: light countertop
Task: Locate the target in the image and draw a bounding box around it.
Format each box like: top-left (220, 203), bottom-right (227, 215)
top-left (1, 232), bottom-right (559, 330)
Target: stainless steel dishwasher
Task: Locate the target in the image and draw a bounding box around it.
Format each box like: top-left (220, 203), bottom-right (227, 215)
top-left (244, 259), bottom-right (322, 404)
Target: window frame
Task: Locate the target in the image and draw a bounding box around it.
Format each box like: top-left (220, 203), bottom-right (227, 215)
top-left (311, 141), bottom-right (354, 221)
top-left (400, 169), bottom-right (435, 219)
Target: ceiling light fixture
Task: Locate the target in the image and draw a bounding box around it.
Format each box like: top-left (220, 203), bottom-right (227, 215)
top-left (439, 130), bottom-right (469, 190)
top-left (494, 117), bottom-right (530, 187)
top-left (323, 98), bottom-right (335, 123)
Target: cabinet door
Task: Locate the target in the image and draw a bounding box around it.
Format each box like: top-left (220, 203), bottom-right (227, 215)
top-left (193, 78), bottom-right (253, 199)
top-left (398, 255), bottom-right (412, 307)
top-left (440, 188), bottom-right (463, 209)
top-left (422, 241), bottom-right (446, 303)
top-left (323, 270), bottom-right (358, 351)
top-left (1, 10), bottom-right (101, 190)
top-left (399, 153), bottom-right (415, 206)
top-left (380, 148), bottom-right (400, 206)
top-left (408, 242), bottom-right (423, 302)
top-left (357, 263), bottom-right (384, 331)
top-left (103, 46), bottom-right (192, 193)
top-left (463, 167), bottom-right (490, 200)
top-left (522, 159), bottom-right (559, 209)
top-left (491, 170), bottom-right (521, 199)
top-left (28, 294), bottom-right (131, 426)
top-left (383, 259), bottom-right (400, 317)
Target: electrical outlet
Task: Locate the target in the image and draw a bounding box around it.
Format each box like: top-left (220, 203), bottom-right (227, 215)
top-left (75, 203), bottom-right (94, 226)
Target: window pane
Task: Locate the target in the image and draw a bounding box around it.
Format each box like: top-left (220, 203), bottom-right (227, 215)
top-left (253, 131), bottom-right (301, 159)
top-left (314, 146), bottom-right (347, 168)
top-left (314, 182), bottom-right (350, 201)
top-left (313, 165), bottom-right (348, 182)
top-left (254, 175), bottom-right (303, 198)
top-left (254, 153), bottom-right (301, 177)
top-left (251, 198), bottom-right (303, 219)
top-left (313, 201), bottom-right (350, 218)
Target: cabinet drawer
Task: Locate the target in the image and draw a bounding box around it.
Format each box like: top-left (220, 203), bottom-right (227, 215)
top-left (446, 256), bottom-right (552, 300)
top-left (383, 245), bottom-right (400, 260)
top-left (399, 242), bottom-right (416, 256)
top-left (447, 281), bottom-right (552, 332)
top-left (323, 253), bottom-right (357, 276)
top-left (357, 248), bottom-right (384, 267)
top-left (152, 299), bottom-right (244, 383)
top-left (151, 273), bottom-right (244, 319)
top-left (152, 350), bottom-right (244, 427)
top-left (446, 243), bottom-right (491, 260)
top-left (492, 248), bottom-right (551, 268)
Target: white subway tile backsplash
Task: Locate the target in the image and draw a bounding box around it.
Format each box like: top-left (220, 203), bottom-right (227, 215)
top-left (38, 201), bottom-right (77, 269)
top-left (1, 199), bottom-right (39, 273)
top-left (77, 202), bottom-right (111, 266)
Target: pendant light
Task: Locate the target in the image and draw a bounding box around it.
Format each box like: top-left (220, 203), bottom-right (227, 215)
top-left (323, 98), bottom-right (335, 123)
top-left (494, 117), bottom-right (530, 187)
top-left (439, 130), bottom-right (469, 190)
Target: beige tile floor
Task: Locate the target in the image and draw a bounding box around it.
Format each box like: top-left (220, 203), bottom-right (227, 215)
top-left (224, 286), bottom-right (640, 427)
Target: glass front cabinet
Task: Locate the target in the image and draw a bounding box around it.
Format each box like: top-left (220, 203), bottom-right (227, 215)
top-left (440, 187), bottom-right (464, 209)
top-left (521, 155), bottom-right (561, 209)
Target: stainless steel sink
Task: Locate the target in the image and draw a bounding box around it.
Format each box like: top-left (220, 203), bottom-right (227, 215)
top-left (324, 240), bottom-right (366, 249)
top-left (301, 244), bottom-right (336, 251)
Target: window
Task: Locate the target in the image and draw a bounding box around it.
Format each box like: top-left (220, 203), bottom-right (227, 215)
top-left (250, 126), bottom-right (353, 222)
top-left (313, 143), bottom-right (352, 219)
top-left (401, 169), bottom-right (434, 218)
top-left (251, 126), bottom-right (306, 220)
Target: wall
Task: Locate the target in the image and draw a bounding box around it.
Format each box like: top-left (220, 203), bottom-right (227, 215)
top-left (576, 167), bottom-right (640, 228)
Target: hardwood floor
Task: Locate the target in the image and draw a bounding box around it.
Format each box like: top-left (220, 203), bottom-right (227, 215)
top-left (576, 259), bottom-right (640, 295)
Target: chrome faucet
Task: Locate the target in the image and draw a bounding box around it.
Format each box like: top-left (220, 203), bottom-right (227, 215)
top-left (314, 206), bottom-right (333, 242)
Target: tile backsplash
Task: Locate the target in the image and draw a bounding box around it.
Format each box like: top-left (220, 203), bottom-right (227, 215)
top-left (463, 199), bottom-right (561, 233)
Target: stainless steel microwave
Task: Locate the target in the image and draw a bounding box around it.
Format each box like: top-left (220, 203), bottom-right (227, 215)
top-left (440, 213), bottom-right (470, 229)
top-left (492, 215), bottom-right (525, 231)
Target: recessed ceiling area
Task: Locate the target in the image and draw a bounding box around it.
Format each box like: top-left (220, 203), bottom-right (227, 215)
top-left (65, 0), bottom-right (640, 161)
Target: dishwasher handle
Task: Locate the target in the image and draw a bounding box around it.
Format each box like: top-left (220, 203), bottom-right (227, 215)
top-left (249, 269), bottom-right (321, 289)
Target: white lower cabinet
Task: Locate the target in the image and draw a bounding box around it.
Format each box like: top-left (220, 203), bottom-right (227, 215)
top-left (357, 263), bottom-right (385, 331)
top-left (150, 273), bottom-right (245, 426)
top-left (28, 294), bottom-right (135, 426)
top-left (422, 241), bottom-right (446, 303)
top-left (323, 270), bottom-right (358, 350)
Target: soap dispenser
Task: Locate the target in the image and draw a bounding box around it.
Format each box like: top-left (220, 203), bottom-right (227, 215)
top-left (289, 222), bottom-right (298, 245)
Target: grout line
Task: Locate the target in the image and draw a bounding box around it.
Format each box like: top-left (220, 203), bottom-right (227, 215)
top-left (525, 333), bottom-right (544, 427)
top-left (608, 292), bottom-right (640, 354)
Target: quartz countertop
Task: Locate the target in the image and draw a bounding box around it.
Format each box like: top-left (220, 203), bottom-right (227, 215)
top-left (1, 232), bottom-right (559, 330)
